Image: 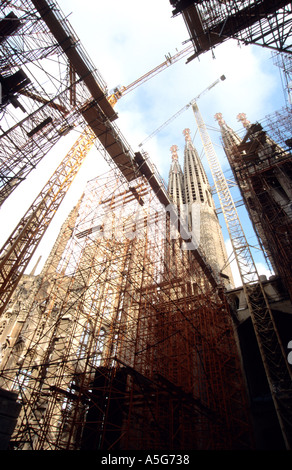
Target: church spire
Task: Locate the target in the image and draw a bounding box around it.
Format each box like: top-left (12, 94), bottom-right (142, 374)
top-left (167, 128), bottom-right (234, 288)
top-left (168, 145), bottom-right (185, 206)
top-left (214, 113), bottom-right (243, 167)
top-left (237, 112), bottom-right (251, 129)
top-left (183, 127), bottom-right (210, 206)
top-left (181, 128), bottom-right (233, 287)
top-left (170, 144), bottom-right (179, 163)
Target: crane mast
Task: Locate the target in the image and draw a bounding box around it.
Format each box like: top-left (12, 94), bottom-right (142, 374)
top-left (192, 101), bottom-right (292, 449)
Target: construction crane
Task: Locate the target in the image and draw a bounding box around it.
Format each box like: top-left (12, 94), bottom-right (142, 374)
top-left (107, 44), bottom-right (193, 106)
top-left (138, 75), bottom-right (226, 147)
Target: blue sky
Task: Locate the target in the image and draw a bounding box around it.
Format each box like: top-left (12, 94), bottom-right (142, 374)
top-left (0, 0), bottom-right (288, 284)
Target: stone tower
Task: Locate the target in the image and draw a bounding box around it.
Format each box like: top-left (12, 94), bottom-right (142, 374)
top-left (168, 144), bottom-right (185, 206)
top-left (168, 128), bottom-right (234, 288)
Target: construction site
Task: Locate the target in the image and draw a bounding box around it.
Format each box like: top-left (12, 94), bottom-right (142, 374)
top-left (0, 0), bottom-right (291, 453)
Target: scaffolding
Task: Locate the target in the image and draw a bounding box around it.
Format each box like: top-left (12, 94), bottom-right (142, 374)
top-left (0, 0), bottom-right (106, 205)
top-left (0, 0), bottom-right (140, 210)
top-left (273, 52), bottom-right (292, 105)
top-left (0, 170), bottom-right (253, 450)
top-left (2, 0), bottom-right (287, 452)
top-left (170, 1), bottom-right (292, 62)
top-left (0, 127), bottom-right (96, 317)
top-left (233, 108), bottom-right (292, 303)
top-left (215, 108), bottom-right (292, 448)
